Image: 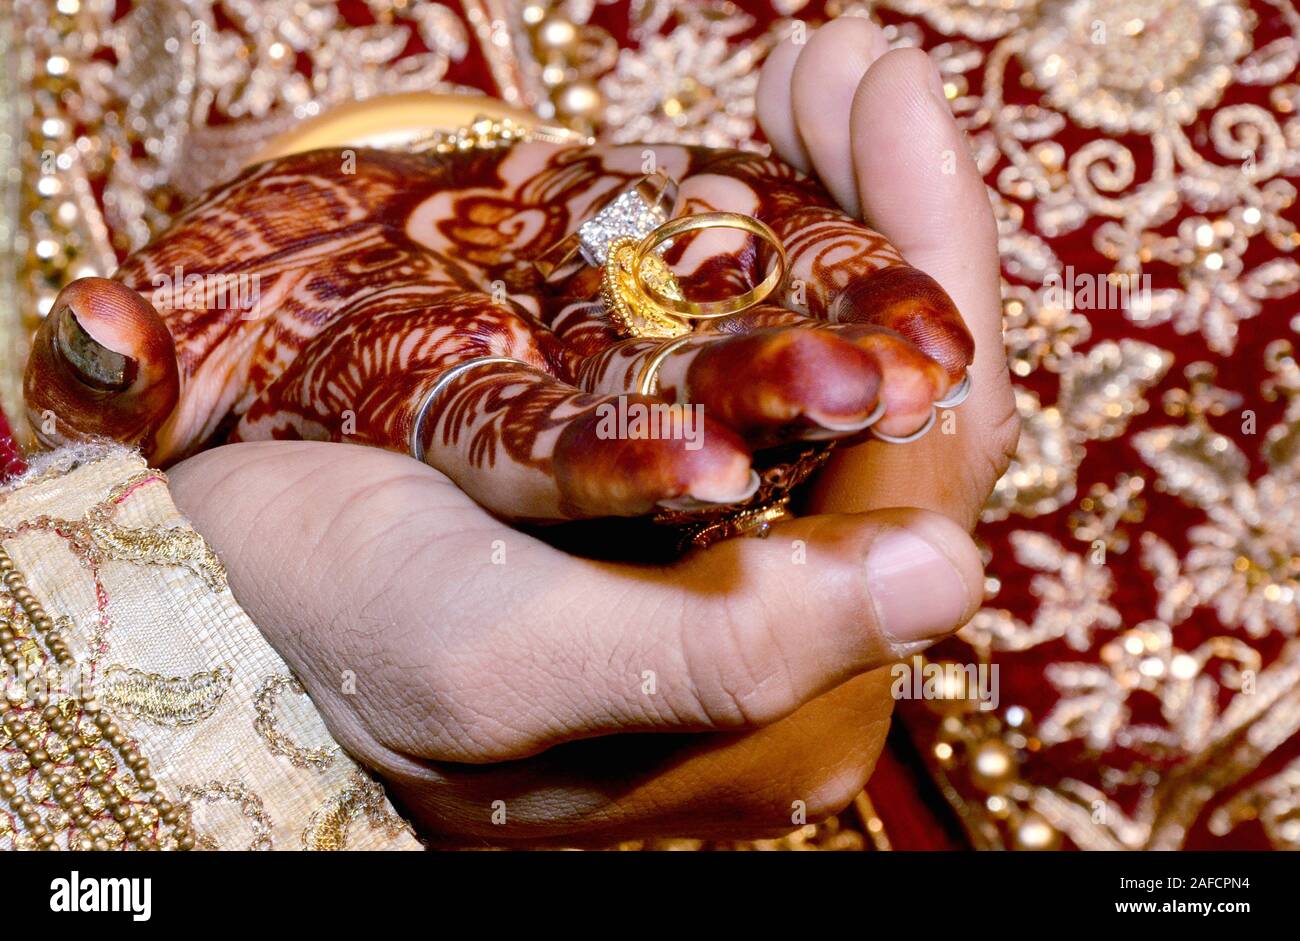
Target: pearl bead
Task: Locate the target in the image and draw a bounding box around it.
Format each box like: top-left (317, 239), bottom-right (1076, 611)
top-left (555, 80), bottom-right (602, 120)
top-left (536, 16), bottom-right (577, 52)
top-left (970, 740), bottom-right (1016, 792)
top-left (1014, 812), bottom-right (1061, 850)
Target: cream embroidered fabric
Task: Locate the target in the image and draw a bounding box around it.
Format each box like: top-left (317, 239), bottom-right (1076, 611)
top-left (0, 447), bottom-right (420, 850)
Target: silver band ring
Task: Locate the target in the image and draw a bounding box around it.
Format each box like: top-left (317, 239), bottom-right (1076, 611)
top-left (933, 369), bottom-right (972, 410)
top-left (871, 407), bottom-right (937, 445)
top-left (409, 356), bottom-right (527, 462)
top-left (859, 397), bottom-right (888, 430)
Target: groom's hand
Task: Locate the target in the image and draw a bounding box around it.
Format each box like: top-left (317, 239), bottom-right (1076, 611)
top-left (170, 439), bottom-right (982, 843)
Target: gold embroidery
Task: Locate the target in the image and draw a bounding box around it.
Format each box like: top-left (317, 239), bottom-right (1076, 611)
top-left (1210, 757), bottom-right (1300, 849)
top-left (101, 664), bottom-right (233, 728)
top-left (302, 771), bottom-right (408, 851)
top-left (180, 781), bottom-right (274, 851)
top-left (1, 454), bottom-right (419, 851)
top-left (1134, 360), bottom-right (1300, 638)
top-left (0, 545), bottom-right (197, 851)
top-left (1020, 0), bottom-right (1252, 135)
top-left (984, 341), bottom-right (1173, 523)
top-left (0, 469), bottom-right (229, 663)
top-left (597, 17), bottom-right (769, 148)
top-left (86, 521), bottom-right (228, 593)
top-left (253, 675), bottom-right (339, 771)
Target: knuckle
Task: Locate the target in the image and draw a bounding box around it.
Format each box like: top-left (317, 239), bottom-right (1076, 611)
top-left (680, 596), bottom-right (802, 729)
top-left (984, 384), bottom-right (1022, 479)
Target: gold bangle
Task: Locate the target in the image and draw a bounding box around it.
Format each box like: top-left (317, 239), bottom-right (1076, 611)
top-left (637, 336), bottom-right (693, 397)
top-left (631, 211), bottom-right (788, 319)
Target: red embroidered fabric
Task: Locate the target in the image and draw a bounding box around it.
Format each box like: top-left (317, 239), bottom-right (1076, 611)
top-left (7, 0), bottom-right (1297, 850)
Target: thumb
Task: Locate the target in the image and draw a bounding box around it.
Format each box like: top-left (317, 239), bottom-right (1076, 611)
top-left (638, 507), bottom-right (984, 728)
top-left (25, 278), bottom-right (180, 458)
top-left (169, 440), bottom-right (983, 764)
top-left (405, 504), bottom-right (985, 760)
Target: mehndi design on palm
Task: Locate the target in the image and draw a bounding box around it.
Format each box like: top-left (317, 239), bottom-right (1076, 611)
top-left (25, 140), bottom-right (973, 525)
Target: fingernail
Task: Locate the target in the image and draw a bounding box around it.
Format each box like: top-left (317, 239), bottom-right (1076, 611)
top-left (53, 304), bottom-right (135, 392)
top-left (656, 471), bottom-right (760, 513)
top-left (866, 530), bottom-right (968, 643)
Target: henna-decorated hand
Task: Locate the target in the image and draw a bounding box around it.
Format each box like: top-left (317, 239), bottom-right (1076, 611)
top-left (28, 19), bottom-right (1017, 842)
top-left (26, 45), bottom-right (976, 525)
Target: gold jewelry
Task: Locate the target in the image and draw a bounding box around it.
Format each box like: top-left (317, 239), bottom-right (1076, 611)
top-left (636, 336), bottom-right (693, 397)
top-left (599, 211), bottom-right (790, 338)
top-left (250, 93), bottom-right (592, 165)
top-left (406, 113), bottom-right (592, 154)
top-left (534, 170), bottom-right (679, 281)
top-left (600, 237), bottom-right (692, 339)
top-left (410, 356), bottom-right (529, 461)
top-left (632, 212), bottom-right (788, 319)
top-left (653, 443), bottom-right (836, 550)
top-left (409, 114), bottom-right (531, 153)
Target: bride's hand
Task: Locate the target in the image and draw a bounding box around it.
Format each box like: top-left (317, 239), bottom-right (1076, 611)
top-left (27, 52), bottom-right (979, 528)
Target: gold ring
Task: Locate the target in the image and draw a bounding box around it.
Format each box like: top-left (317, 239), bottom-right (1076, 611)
top-left (637, 336), bottom-right (693, 396)
top-left (631, 211), bottom-right (787, 319)
top-left (601, 237), bottom-right (692, 339)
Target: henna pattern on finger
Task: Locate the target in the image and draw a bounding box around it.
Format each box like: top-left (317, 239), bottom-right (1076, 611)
top-left (682, 148), bottom-right (974, 381)
top-left (25, 139), bottom-right (973, 523)
top-left (235, 289), bottom-right (559, 454)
